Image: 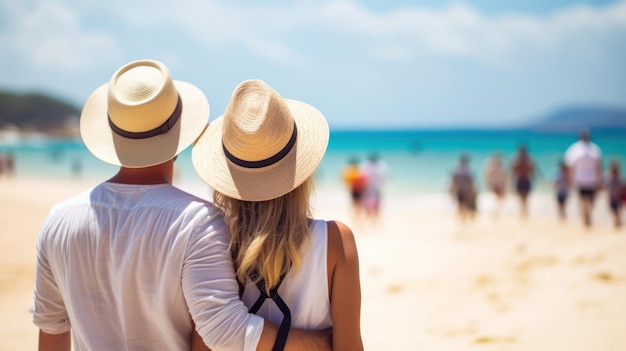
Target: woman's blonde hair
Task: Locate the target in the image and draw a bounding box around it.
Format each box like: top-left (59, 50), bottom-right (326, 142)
top-left (213, 177), bottom-right (313, 294)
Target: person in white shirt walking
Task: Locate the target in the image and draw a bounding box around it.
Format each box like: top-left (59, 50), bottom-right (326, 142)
top-left (564, 128), bottom-right (603, 227)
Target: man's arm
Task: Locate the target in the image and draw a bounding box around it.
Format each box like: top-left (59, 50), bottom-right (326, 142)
top-left (191, 321), bottom-right (331, 351)
top-left (256, 322), bottom-right (331, 351)
top-left (33, 217), bottom-right (73, 351)
top-left (39, 330), bottom-right (71, 351)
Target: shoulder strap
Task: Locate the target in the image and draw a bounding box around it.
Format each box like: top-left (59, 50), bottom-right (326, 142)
top-left (248, 270), bottom-right (291, 351)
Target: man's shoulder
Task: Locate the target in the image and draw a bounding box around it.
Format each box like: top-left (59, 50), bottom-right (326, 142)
top-left (49, 186), bottom-right (96, 211)
top-left (564, 141), bottom-right (584, 159)
top-left (158, 184), bottom-right (207, 202)
top-left (590, 141), bottom-right (602, 153)
top-left (145, 185), bottom-right (220, 214)
top-left (58, 182), bottom-right (219, 217)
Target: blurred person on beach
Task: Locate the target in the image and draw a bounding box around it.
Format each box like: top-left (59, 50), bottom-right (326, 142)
top-left (342, 156), bottom-right (367, 222)
top-left (4, 150), bottom-right (15, 177)
top-left (30, 61), bottom-right (329, 351)
top-left (511, 144), bottom-right (536, 219)
top-left (605, 160), bottom-right (624, 229)
top-left (450, 153), bottom-right (476, 221)
top-left (554, 160), bottom-right (571, 222)
top-left (360, 152), bottom-right (388, 224)
top-left (70, 152), bottom-right (83, 179)
top-left (565, 128), bottom-right (603, 227)
top-left (192, 79), bottom-right (364, 351)
top-left (484, 152), bottom-right (507, 217)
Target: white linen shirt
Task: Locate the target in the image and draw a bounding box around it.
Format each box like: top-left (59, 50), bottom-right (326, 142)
top-left (564, 140), bottom-right (602, 188)
top-left (30, 182), bottom-right (263, 351)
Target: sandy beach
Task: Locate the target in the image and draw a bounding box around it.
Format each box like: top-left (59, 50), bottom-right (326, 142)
top-left (2, 176), bottom-right (626, 350)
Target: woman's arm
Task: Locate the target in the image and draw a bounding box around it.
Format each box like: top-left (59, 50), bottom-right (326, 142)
top-left (327, 220), bottom-right (364, 351)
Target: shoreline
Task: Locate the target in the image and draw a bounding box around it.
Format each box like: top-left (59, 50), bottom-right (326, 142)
top-left (1, 176), bottom-right (625, 350)
top-left (4, 127), bottom-right (626, 202)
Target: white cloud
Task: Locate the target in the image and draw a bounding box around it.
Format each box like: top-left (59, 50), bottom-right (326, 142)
top-left (150, 0), bottom-right (626, 66)
top-left (1, 0), bottom-right (626, 68)
top-left (0, 1), bottom-right (122, 72)
top-left (100, 0), bottom-right (307, 65)
top-left (5, 0), bottom-right (623, 69)
top-left (314, 0), bottom-right (626, 63)
top-left (0, 0), bottom-right (624, 127)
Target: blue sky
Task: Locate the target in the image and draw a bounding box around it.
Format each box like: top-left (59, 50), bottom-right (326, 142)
top-left (1, 0), bottom-right (625, 129)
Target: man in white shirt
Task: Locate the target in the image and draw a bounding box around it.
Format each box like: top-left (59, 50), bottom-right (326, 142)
top-left (30, 60), bottom-right (329, 351)
top-left (564, 128), bottom-right (603, 227)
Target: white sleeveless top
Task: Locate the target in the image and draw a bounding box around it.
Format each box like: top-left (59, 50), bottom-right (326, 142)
top-left (241, 219), bottom-right (332, 330)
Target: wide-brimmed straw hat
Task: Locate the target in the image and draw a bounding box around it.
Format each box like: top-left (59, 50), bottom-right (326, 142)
top-left (192, 79), bottom-right (329, 202)
top-left (80, 59), bottom-right (209, 168)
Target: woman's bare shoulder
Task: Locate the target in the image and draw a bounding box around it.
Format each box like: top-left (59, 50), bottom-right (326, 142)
top-left (326, 220), bottom-right (358, 264)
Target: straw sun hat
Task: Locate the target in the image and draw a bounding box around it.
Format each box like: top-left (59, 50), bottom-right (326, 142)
top-left (192, 79), bottom-right (329, 202)
top-left (80, 59), bottom-right (209, 168)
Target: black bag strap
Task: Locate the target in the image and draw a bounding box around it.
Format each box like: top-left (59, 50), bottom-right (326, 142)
top-left (248, 270), bottom-right (291, 351)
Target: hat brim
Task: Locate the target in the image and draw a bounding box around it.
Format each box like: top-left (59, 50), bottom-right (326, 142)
top-left (80, 81), bottom-right (209, 168)
top-left (192, 99), bottom-right (329, 202)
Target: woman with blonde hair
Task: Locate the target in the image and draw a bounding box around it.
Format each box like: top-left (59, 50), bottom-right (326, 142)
top-left (192, 79), bottom-right (363, 350)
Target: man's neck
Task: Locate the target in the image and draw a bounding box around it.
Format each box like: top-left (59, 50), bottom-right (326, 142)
top-left (108, 159), bottom-right (175, 185)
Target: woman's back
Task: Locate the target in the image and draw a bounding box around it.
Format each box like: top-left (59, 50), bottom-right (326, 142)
top-left (241, 220), bottom-right (332, 329)
top-left (239, 218), bottom-right (362, 350)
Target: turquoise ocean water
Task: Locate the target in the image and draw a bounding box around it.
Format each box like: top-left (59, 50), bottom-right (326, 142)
top-left (2, 129), bottom-right (625, 196)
